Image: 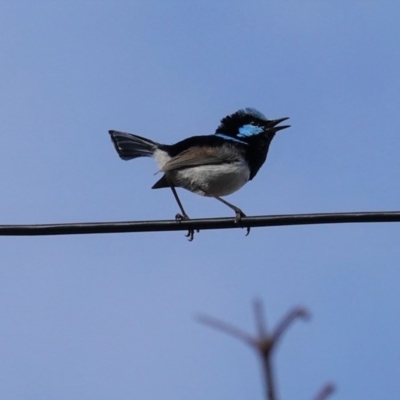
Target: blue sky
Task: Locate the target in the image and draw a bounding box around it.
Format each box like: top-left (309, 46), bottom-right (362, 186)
top-left (0, 1), bottom-right (399, 399)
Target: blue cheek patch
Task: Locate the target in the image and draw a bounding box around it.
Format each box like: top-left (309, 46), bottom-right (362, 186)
top-left (237, 124), bottom-right (263, 138)
top-left (215, 133), bottom-right (248, 145)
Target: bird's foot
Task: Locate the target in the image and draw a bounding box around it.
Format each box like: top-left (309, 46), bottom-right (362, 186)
top-left (175, 213), bottom-right (199, 241)
top-left (233, 209), bottom-right (251, 236)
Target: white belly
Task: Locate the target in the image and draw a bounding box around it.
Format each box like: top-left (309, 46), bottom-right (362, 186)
top-left (153, 148), bottom-right (171, 168)
top-left (171, 161), bottom-right (250, 197)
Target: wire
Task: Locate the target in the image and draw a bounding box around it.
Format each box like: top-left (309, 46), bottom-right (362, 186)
top-left (0, 211), bottom-right (399, 236)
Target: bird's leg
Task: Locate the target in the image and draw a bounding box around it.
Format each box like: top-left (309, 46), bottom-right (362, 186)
top-left (170, 185), bottom-right (198, 241)
top-left (206, 192), bottom-right (251, 236)
top-left (170, 185), bottom-right (189, 220)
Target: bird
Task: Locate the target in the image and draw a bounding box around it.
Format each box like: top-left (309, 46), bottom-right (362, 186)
top-left (109, 108), bottom-right (289, 240)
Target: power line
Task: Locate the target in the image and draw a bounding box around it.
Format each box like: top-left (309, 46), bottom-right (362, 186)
top-left (0, 211), bottom-right (399, 236)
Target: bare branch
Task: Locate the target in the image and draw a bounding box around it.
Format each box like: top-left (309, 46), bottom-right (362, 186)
top-left (196, 314), bottom-right (256, 347)
top-left (312, 383), bottom-right (335, 400)
top-left (198, 301), bottom-right (314, 400)
top-left (271, 307), bottom-right (310, 346)
top-left (254, 298), bottom-right (268, 338)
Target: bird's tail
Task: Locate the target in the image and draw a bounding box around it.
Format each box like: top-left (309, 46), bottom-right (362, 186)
top-left (109, 130), bottom-right (159, 160)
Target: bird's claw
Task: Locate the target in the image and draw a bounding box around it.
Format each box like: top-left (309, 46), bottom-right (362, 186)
top-left (175, 213), bottom-right (198, 241)
top-left (185, 229), bottom-right (195, 241)
top-left (234, 209), bottom-right (246, 223)
top-left (175, 213), bottom-right (188, 222)
top-left (234, 209), bottom-right (251, 237)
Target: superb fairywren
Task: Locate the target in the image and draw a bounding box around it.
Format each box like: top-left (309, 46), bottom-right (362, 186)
top-left (109, 108), bottom-right (289, 240)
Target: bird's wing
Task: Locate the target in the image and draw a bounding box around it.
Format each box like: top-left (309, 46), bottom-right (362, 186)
top-left (161, 146), bottom-right (239, 172)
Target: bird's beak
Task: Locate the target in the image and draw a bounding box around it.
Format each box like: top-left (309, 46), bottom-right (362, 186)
top-left (268, 117), bottom-right (290, 132)
top-left (272, 124), bottom-right (290, 132)
top-left (270, 117), bottom-right (289, 126)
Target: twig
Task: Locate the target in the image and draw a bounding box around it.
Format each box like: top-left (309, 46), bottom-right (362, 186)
top-left (271, 307), bottom-right (310, 346)
top-left (196, 314), bottom-right (255, 347)
top-left (313, 383), bottom-right (335, 400)
top-left (197, 300), bottom-right (310, 400)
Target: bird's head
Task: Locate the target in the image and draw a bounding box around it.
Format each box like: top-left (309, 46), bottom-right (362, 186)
top-left (215, 108), bottom-right (290, 143)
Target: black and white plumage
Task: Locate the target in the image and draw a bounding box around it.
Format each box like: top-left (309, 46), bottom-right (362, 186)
top-left (109, 108), bottom-right (289, 240)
